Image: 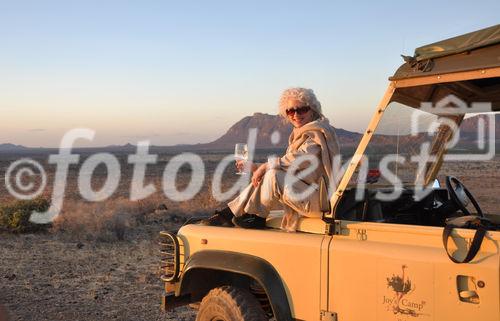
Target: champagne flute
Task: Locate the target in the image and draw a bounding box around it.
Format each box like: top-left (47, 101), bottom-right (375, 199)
top-left (234, 143), bottom-right (248, 175)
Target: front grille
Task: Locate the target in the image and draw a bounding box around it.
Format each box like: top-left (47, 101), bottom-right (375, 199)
top-left (159, 231), bottom-right (183, 282)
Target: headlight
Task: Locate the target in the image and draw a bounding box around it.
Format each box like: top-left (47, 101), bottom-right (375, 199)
top-left (159, 231), bottom-right (184, 282)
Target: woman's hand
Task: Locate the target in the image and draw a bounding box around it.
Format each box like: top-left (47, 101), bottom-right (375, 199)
top-left (251, 163), bottom-right (268, 187)
top-left (235, 159), bottom-right (246, 173)
top-left (235, 160), bottom-right (259, 173)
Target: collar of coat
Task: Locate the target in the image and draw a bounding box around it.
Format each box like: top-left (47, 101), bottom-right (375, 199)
top-left (287, 118), bottom-right (340, 186)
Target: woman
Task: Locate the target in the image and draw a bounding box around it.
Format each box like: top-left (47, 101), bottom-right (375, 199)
top-left (203, 87), bottom-right (340, 231)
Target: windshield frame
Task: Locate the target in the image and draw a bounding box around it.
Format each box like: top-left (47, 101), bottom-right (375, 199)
top-left (326, 67), bottom-right (500, 221)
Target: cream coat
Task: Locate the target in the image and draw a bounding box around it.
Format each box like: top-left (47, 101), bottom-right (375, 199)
top-left (228, 118), bottom-right (340, 231)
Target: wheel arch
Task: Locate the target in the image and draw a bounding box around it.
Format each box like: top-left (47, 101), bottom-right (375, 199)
top-left (177, 250), bottom-right (293, 321)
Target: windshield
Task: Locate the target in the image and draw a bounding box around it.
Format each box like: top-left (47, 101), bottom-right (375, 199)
top-left (348, 102), bottom-right (497, 190)
top-left (342, 92), bottom-right (500, 215)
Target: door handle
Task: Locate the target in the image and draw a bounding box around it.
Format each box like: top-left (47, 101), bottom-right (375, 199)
top-left (457, 275), bottom-right (480, 304)
top-left (459, 290), bottom-right (478, 300)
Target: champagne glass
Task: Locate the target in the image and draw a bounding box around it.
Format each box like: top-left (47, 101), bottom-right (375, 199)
top-left (234, 143), bottom-right (248, 175)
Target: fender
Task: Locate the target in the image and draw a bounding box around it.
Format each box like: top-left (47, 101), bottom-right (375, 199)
top-left (178, 250), bottom-right (293, 321)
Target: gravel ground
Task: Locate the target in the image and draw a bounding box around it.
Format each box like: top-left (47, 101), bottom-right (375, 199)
top-left (0, 231), bottom-right (196, 321)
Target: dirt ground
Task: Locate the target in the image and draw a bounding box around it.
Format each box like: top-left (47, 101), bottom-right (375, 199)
top-left (0, 153), bottom-right (499, 321)
top-left (0, 150), bottom-right (245, 321)
top-left (0, 223), bottom-right (197, 321)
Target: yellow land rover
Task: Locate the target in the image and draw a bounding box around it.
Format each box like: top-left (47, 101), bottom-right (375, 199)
top-left (159, 25), bottom-right (500, 321)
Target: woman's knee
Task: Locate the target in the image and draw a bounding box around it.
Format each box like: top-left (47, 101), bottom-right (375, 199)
top-left (263, 169), bottom-right (285, 185)
top-left (265, 168), bottom-right (285, 178)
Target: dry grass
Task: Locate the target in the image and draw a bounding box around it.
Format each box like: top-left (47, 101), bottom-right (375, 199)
top-left (52, 197), bottom-right (160, 241)
top-left (49, 176), bottom-right (234, 242)
top-left (0, 152), bottom-right (241, 320)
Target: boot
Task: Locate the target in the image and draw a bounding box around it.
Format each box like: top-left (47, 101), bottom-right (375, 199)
top-left (232, 214), bottom-right (266, 229)
top-left (199, 207), bottom-right (235, 227)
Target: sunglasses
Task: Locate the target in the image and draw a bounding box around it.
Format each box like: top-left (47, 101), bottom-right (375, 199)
top-left (285, 106), bottom-right (311, 116)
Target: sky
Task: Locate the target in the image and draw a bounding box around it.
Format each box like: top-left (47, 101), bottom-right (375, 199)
top-left (0, 0), bottom-right (499, 147)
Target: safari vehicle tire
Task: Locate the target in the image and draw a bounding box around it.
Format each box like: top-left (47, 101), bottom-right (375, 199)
top-left (196, 286), bottom-right (268, 321)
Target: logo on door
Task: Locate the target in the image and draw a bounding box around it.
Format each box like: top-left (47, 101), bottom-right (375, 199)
top-left (382, 265), bottom-right (428, 317)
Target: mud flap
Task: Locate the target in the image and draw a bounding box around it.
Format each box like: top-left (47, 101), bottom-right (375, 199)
top-left (161, 293), bottom-right (191, 311)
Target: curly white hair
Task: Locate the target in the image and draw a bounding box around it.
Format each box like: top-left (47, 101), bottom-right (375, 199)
top-left (278, 87), bottom-right (323, 120)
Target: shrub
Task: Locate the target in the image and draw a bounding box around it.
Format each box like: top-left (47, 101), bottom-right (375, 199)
top-left (51, 197), bottom-right (161, 241)
top-left (0, 198), bottom-right (51, 233)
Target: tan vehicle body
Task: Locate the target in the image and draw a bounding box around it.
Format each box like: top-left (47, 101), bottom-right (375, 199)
top-left (160, 26), bottom-right (500, 321)
top-left (170, 213), bottom-right (500, 321)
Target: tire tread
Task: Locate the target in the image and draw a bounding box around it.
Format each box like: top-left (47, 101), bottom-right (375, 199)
top-left (196, 286), bottom-right (267, 321)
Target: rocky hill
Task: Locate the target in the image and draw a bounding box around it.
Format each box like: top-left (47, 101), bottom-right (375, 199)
top-left (201, 113), bottom-right (292, 149)
top-left (2, 113), bottom-right (498, 152)
top-left (0, 143), bottom-right (29, 151)
top-left (196, 113), bottom-right (362, 150)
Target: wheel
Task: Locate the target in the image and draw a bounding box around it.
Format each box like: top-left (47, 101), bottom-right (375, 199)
top-left (445, 176), bottom-right (483, 217)
top-left (196, 286), bottom-right (268, 321)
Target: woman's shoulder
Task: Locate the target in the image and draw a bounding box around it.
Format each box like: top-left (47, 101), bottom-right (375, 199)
top-left (301, 118), bottom-right (335, 134)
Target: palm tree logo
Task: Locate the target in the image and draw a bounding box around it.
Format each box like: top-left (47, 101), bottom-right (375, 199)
top-left (386, 265), bottom-right (418, 316)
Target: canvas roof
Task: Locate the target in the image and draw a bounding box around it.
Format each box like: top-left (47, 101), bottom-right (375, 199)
top-left (391, 24), bottom-right (500, 81)
top-left (414, 24), bottom-right (500, 61)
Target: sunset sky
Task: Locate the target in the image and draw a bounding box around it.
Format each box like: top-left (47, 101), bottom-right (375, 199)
top-left (1, 0), bottom-right (499, 147)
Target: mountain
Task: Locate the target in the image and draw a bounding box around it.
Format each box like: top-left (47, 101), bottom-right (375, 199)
top-left (102, 143), bottom-right (137, 151)
top-left (5, 113), bottom-right (496, 152)
top-left (366, 113), bottom-right (500, 154)
top-left (0, 143), bottom-right (29, 151)
top-left (458, 113), bottom-right (500, 140)
top-left (202, 113), bottom-right (292, 149)
top-left (197, 113), bottom-right (362, 150)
